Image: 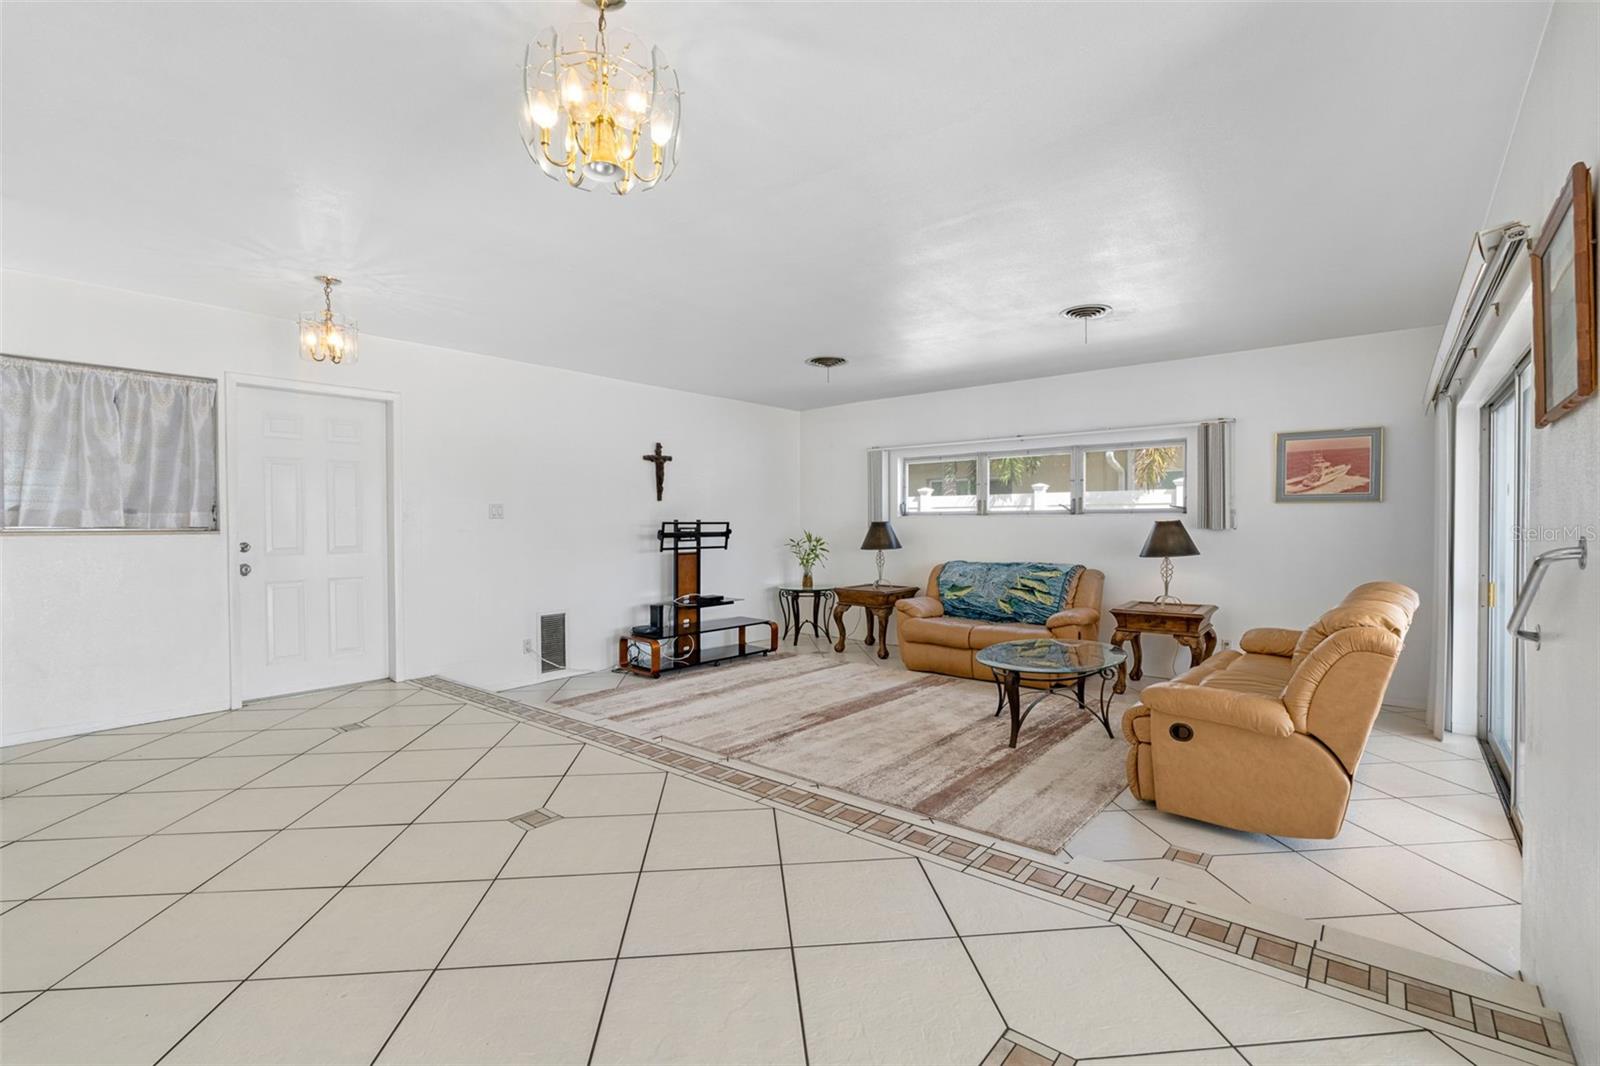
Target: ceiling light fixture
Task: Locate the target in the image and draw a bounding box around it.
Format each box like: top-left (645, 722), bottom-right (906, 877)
top-left (299, 276), bottom-right (358, 364)
top-left (1060, 303), bottom-right (1113, 344)
top-left (806, 356), bottom-right (847, 382)
top-left (520, 0), bottom-right (682, 196)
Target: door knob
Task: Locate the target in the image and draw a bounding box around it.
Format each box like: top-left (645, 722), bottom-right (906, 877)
top-left (239, 541), bottom-right (251, 553)
top-left (239, 563), bottom-right (252, 577)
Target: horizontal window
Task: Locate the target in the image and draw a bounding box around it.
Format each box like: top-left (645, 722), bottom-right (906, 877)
top-left (987, 452), bottom-right (1073, 513)
top-left (904, 457), bottom-right (979, 514)
top-left (1082, 443), bottom-right (1186, 512)
top-left (892, 434), bottom-right (1188, 517)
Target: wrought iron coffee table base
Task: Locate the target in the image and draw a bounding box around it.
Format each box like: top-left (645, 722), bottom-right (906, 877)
top-left (778, 587), bottom-right (837, 646)
top-left (989, 667), bottom-right (1118, 748)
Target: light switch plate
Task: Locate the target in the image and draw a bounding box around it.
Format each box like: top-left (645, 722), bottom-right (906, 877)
top-left (488, 503), bottom-right (505, 519)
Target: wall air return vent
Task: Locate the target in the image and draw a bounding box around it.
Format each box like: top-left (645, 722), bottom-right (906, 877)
top-left (539, 613), bottom-right (567, 673)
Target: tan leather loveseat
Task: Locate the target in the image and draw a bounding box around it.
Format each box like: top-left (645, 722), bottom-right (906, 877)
top-left (1122, 581), bottom-right (1418, 839)
top-left (895, 563), bottom-right (1104, 681)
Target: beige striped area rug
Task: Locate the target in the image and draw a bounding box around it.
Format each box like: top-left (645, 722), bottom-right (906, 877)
top-left (561, 654), bottom-right (1135, 854)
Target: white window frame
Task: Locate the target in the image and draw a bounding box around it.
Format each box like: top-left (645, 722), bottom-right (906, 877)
top-left (891, 425), bottom-right (1197, 518)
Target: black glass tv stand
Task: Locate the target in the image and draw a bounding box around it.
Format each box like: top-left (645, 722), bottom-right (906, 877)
top-left (618, 521), bottom-right (777, 678)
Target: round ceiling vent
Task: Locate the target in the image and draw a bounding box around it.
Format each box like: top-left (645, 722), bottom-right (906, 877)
top-left (805, 356), bottom-right (847, 369)
top-left (1059, 303), bottom-right (1112, 321)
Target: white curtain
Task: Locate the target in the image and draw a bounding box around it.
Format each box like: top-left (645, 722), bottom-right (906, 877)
top-left (1, 356), bottom-right (217, 530)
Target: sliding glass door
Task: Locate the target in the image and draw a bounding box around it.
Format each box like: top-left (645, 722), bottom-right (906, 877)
top-left (1480, 360), bottom-right (1531, 818)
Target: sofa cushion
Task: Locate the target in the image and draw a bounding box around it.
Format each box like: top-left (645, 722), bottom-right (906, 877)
top-left (1173, 649), bottom-right (1240, 685)
top-left (1193, 652), bottom-right (1292, 699)
top-left (937, 560), bottom-right (1084, 625)
top-left (1199, 673), bottom-right (1289, 698)
top-left (1239, 627), bottom-right (1300, 657)
top-left (898, 615), bottom-right (974, 650)
top-left (1292, 595), bottom-right (1415, 665)
top-left (1223, 653), bottom-right (1295, 684)
top-left (968, 622), bottom-right (1050, 649)
top-left (895, 596), bottom-right (944, 619)
top-left (1346, 581), bottom-right (1422, 614)
top-left (1123, 704), bottom-right (1151, 743)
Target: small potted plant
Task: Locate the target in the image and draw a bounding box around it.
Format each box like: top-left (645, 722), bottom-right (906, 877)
top-left (787, 530), bottom-right (829, 588)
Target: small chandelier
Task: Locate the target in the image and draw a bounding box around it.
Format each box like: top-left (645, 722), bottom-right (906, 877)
top-left (298, 275), bottom-right (358, 364)
top-left (520, 0), bottom-right (682, 195)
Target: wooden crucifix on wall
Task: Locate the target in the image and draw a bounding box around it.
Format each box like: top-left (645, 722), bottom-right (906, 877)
top-left (643, 442), bottom-right (672, 501)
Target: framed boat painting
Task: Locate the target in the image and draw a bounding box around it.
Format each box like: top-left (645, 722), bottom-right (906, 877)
top-left (1275, 427), bottom-right (1383, 502)
top-left (1530, 161), bottom-right (1596, 427)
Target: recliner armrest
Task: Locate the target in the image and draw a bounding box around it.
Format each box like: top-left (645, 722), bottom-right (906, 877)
top-left (1239, 627), bottom-right (1301, 657)
top-left (896, 596), bottom-right (944, 619)
top-left (1046, 607), bottom-right (1099, 632)
top-left (1140, 682), bottom-right (1295, 738)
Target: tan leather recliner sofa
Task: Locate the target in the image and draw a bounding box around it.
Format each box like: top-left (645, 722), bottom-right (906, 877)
top-left (1122, 581), bottom-right (1418, 839)
top-left (895, 563), bottom-right (1104, 681)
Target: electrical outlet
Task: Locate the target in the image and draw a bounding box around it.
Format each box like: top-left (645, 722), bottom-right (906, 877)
top-left (488, 504), bottom-right (505, 520)
top-left (523, 638), bottom-right (534, 654)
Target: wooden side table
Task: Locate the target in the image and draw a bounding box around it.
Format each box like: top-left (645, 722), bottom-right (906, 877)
top-left (831, 583), bottom-right (920, 660)
top-left (1109, 601), bottom-right (1218, 694)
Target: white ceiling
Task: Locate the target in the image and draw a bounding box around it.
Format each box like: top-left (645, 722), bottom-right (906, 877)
top-left (2, 2), bottom-right (1549, 409)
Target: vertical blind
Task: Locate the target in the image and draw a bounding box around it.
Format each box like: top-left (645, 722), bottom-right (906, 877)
top-left (1, 355), bottom-right (218, 530)
top-left (1194, 419), bottom-right (1235, 531)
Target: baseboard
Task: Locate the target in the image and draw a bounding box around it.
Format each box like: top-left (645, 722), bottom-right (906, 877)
top-left (1, 702), bottom-right (224, 747)
top-left (493, 666), bottom-right (590, 691)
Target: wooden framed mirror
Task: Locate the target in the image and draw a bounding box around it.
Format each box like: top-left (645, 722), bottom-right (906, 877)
top-left (1530, 161), bottom-right (1596, 427)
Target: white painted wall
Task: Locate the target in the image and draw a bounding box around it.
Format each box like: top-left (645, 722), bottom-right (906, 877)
top-left (1475, 3), bottom-right (1600, 1056)
top-left (0, 272), bottom-right (801, 743)
top-left (798, 327), bottom-right (1440, 707)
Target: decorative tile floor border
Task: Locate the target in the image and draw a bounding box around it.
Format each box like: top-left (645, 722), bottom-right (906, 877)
top-left (1310, 947), bottom-right (1573, 1060)
top-left (415, 675), bottom-right (1573, 1065)
top-left (1161, 845), bottom-right (1212, 868)
top-left (981, 1028), bottom-right (1072, 1066)
top-left (507, 806), bottom-right (561, 831)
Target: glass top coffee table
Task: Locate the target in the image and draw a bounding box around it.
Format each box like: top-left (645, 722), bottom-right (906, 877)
top-left (974, 639), bottom-right (1128, 748)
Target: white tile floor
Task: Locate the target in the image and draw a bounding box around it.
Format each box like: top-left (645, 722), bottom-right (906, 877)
top-left (0, 644), bottom-right (1557, 1065)
top-left (511, 634), bottom-right (1526, 983)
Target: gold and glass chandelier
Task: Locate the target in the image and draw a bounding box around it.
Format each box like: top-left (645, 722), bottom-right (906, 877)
top-left (298, 275), bottom-right (358, 364)
top-left (520, 0), bottom-right (681, 195)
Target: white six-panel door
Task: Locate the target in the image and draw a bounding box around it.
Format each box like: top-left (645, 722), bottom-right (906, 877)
top-left (234, 386), bottom-right (391, 699)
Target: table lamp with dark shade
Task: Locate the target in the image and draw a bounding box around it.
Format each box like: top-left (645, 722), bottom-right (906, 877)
top-left (860, 520), bottom-right (903, 587)
top-left (1140, 519), bottom-right (1199, 604)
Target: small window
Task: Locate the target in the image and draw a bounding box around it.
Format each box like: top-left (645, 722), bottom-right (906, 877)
top-left (903, 457), bottom-right (979, 514)
top-left (1081, 442), bottom-right (1186, 513)
top-left (987, 452), bottom-right (1074, 513)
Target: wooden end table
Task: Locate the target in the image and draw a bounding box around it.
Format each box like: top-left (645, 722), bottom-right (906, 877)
top-left (1109, 601), bottom-right (1218, 694)
top-left (831, 583), bottom-right (920, 660)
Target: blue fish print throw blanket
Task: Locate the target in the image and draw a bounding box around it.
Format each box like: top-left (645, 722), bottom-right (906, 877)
top-left (937, 561), bottom-right (1083, 625)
